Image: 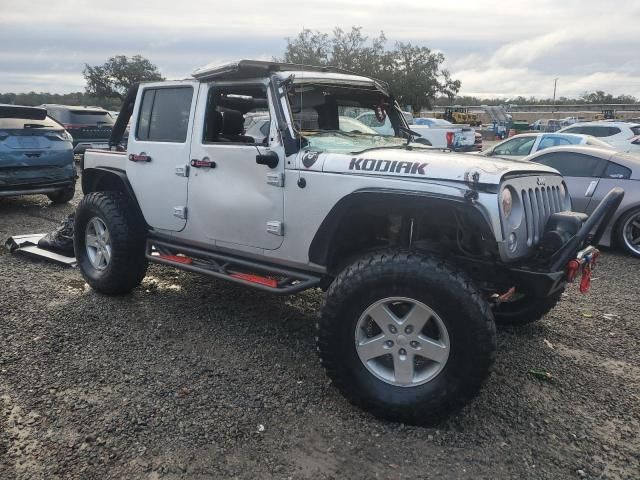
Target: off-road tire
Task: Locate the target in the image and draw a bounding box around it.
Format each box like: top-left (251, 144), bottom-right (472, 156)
top-left (74, 191), bottom-right (147, 295)
top-left (614, 207), bottom-right (640, 258)
top-left (47, 185), bottom-right (75, 204)
top-left (492, 288), bottom-right (564, 327)
top-left (317, 249), bottom-right (496, 425)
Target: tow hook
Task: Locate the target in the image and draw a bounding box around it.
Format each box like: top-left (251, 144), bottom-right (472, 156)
top-left (566, 246), bottom-right (600, 293)
top-left (491, 286), bottom-right (516, 304)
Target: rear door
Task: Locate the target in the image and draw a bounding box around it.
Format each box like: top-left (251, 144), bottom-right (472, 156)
top-left (126, 81), bottom-right (199, 231)
top-left (532, 151), bottom-right (608, 212)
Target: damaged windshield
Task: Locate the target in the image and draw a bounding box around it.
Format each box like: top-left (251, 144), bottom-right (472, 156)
top-left (286, 81), bottom-right (411, 154)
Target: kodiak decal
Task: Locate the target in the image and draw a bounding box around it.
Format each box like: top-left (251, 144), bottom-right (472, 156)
top-left (349, 158), bottom-right (428, 175)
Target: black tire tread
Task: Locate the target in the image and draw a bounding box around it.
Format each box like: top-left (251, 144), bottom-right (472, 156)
top-left (74, 191), bottom-right (147, 295)
top-left (317, 249), bottom-right (496, 424)
top-left (47, 185), bottom-right (75, 204)
top-left (614, 207), bottom-right (640, 258)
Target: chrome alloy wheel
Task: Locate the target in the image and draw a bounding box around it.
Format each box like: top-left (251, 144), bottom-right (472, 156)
top-left (355, 297), bottom-right (450, 387)
top-left (622, 212), bottom-right (640, 256)
top-left (85, 217), bottom-right (112, 270)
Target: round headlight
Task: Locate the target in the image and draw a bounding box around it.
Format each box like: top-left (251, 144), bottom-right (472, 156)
top-left (501, 188), bottom-right (513, 218)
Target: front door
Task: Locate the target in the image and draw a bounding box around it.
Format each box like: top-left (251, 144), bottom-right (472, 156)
top-left (127, 81), bottom-right (199, 231)
top-left (187, 81), bottom-right (284, 250)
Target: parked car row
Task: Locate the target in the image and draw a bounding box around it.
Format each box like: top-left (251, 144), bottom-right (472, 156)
top-left (477, 131), bottom-right (640, 257)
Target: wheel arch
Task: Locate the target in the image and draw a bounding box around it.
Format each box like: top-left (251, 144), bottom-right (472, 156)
top-left (81, 167), bottom-right (147, 227)
top-left (309, 189), bottom-right (497, 272)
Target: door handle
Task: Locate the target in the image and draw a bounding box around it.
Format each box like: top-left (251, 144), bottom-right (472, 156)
top-left (191, 157), bottom-right (216, 168)
top-left (585, 180), bottom-right (598, 197)
top-left (129, 152), bottom-right (152, 162)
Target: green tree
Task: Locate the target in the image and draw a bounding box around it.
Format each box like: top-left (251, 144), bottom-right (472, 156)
top-left (83, 55), bottom-right (164, 101)
top-left (280, 27), bottom-right (459, 111)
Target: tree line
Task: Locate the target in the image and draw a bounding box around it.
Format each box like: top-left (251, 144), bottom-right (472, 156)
top-left (1, 29), bottom-right (637, 113)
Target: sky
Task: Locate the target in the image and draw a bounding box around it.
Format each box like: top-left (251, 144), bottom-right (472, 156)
top-left (2, 0), bottom-right (639, 99)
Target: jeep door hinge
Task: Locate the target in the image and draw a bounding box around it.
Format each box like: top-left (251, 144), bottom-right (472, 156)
top-left (267, 172), bottom-right (284, 187)
top-left (266, 221), bottom-right (284, 236)
top-left (175, 164), bottom-right (189, 177)
top-left (173, 206), bottom-right (188, 219)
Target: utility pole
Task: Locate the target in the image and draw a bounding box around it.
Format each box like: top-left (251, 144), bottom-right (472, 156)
top-left (552, 78), bottom-right (559, 116)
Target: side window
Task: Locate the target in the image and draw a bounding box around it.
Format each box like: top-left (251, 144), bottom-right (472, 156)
top-left (494, 137), bottom-right (535, 156)
top-left (562, 126), bottom-right (582, 134)
top-left (534, 152), bottom-right (607, 177)
top-left (137, 87), bottom-right (193, 142)
top-left (603, 161), bottom-right (631, 179)
top-left (606, 127), bottom-right (621, 136)
top-left (538, 136), bottom-right (572, 151)
top-left (203, 84), bottom-right (270, 145)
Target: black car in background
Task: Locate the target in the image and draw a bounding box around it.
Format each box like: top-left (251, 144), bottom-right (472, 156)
top-left (39, 105), bottom-right (115, 157)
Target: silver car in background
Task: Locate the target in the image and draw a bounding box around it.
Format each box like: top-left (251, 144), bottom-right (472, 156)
top-left (527, 146), bottom-right (640, 257)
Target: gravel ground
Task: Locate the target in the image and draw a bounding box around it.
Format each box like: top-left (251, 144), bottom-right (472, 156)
top-left (0, 183), bottom-right (638, 480)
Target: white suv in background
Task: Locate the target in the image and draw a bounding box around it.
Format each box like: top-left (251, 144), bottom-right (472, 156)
top-left (559, 121), bottom-right (640, 153)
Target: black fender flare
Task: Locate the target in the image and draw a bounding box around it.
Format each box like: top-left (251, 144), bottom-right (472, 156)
top-left (308, 188), bottom-right (492, 267)
top-left (81, 167), bottom-right (147, 227)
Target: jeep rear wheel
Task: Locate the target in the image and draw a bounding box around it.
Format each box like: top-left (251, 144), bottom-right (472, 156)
top-left (74, 191), bottom-right (147, 295)
top-left (317, 250), bottom-right (496, 425)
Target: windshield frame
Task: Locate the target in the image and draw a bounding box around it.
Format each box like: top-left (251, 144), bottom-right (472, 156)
top-left (281, 78), bottom-right (412, 154)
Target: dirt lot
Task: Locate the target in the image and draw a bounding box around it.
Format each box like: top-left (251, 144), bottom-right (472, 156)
top-left (0, 185), bottom-right (639, 480)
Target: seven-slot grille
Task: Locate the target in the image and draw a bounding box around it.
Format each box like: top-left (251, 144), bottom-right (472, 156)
top-left (521, 185), bottom-right (564, 246)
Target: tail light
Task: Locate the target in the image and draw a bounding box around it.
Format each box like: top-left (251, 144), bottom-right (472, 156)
top-left (446, 131), bottom-right (454, 147)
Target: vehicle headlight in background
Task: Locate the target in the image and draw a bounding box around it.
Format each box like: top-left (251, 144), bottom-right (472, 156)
top-left (501, 188), bottom-right (513, 218)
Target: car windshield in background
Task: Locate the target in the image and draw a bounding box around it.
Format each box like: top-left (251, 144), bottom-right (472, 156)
top-left (70, 110), bottom-right (114, 125)
top-left (287, 82), bottom-right (408, 154)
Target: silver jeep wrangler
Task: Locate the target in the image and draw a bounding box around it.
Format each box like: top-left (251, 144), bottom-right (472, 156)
top-left (78, 60), bottom-right (623, 424)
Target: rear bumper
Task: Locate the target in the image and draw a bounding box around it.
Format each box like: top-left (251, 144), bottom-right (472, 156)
top-left (0, 178), bottom-right (75, 197)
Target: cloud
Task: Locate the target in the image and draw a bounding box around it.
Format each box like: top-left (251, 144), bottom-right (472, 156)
top-left (1, 0), bottom-right (638, 98)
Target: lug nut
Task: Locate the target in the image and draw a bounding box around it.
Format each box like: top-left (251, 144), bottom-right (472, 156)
top-left (405, 325), bottom-right (413, 334)
top-left (399, 348), bottom-right (407, 356)
top-left (385, 340), bottom-right (394, 348)
top-left (389, 325), bottom-right (397, 334)
top-left (410, 341), bottom-right (419, 348)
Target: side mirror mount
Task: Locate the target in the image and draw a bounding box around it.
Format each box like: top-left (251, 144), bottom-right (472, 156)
top-left (256, 151), bottom-right (279, 169)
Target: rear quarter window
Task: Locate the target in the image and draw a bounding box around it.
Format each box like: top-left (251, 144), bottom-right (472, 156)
top-left (604, 161), bottom-right (632, 179)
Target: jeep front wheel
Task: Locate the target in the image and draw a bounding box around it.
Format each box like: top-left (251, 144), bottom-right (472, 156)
top-left (74, 191), bottom-right (148, 295)
top-left (317, 250), bottom-right (496, 425)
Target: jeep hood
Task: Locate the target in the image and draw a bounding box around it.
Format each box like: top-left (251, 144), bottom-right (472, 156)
top-left (315, 148), bottom-right (561, 185)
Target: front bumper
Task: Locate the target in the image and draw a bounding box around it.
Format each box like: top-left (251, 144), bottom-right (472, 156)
top-left (493, 187), bottom-right (625, 298)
